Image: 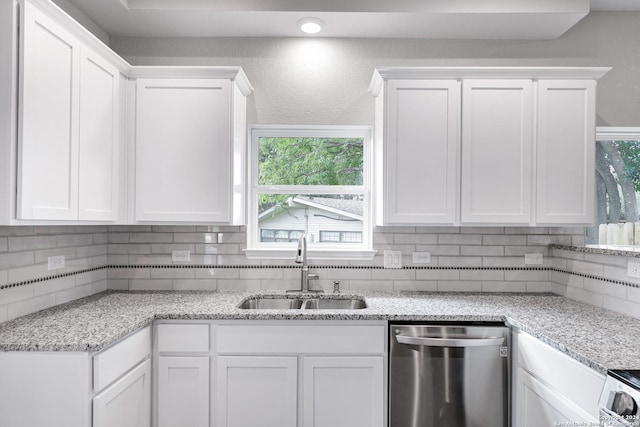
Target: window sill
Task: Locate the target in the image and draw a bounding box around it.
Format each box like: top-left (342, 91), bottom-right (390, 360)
top-left (243, 248), bottom-right (377, 261)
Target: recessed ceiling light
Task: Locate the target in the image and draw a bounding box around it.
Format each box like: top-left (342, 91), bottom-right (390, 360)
top-left (297, 17), bottom-right (325, 34)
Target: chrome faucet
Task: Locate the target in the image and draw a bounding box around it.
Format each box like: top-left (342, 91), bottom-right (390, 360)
top-left (294, 234), bottom-right (320, 292)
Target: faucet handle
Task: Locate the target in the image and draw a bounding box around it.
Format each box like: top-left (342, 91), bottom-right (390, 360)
top-left (333, 280), bottom-right (340, 294)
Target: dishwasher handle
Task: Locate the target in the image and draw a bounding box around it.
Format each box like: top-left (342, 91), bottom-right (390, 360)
top-left (396, 334), bottom-right (504, 347)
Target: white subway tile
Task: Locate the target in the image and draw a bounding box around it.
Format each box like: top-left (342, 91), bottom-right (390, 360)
top-left (505, 227), bottom-right (548, 234)
top-left (327, 269), bottom-right (372, 280)
top-left (438, 234), bottom-right (482, 245)
top-left (460, 246), bottom-right (504, 256)
top-left (188, 255), bottom-right (217, 265)
top-left (0, 226), bottom-right (35, 237)
top-left (416, 269), bottom-right (460, 281)
top-left (218, 279), bottom-right (261, 291)
top-left (9, 236), bottom-right (57, 251)
top-left (217, 255), bottom-right (251, 265)
top-left (217, 233), bottom-right (247, 244)
top-left (566, 287), bottom-right (604, 307)
top-left (128, 255), bottom-right (172, 265)
top-left (414, 245), bottom-right (460, 256)
top-left (566, 260), bottom-right (604, 276)
top-left (92, 280), bottom-right (108, 293)
top-left (583, 253), bottom-right (627, 268)
top-left (55, 284), bottom-right (98, 305)
top-left (77, 245), bottom-right (108, 258)
top-left (393, 280), bottom-right (438, 292)
top-left (173, 279), bottom-right (217, 291)
top-left (460, 270), bottom-right (504, 281)
top-left (551, 271), bottom-right (584, 288)
top-left (107, 279), bottom-right (129, 290)
top-left (152, 225), bottom-right (196, 233)
top-left (129, 279), bottom-right (173, 291)
top-left (130, 233), bottom-right (173, 244)
top-left (572, 235), bottom-right (586, 246)
top-left (261, 279), bottom-right (299, 291)
top-left (151, 268), bottom-right (195, 279)
top-left (482, 235), bottom-right (526, 245)
top-left (438, 257), bottom-right (482, 267)
top-left (57, 234), bottom-right (93, 248)
top-left (150, 243), bottom-right (194, 254)
top-left (482, 257), bottom-right (525, 267)
top-left (108, 268), bottom-right (151, 279)
top-left (174, 233), bottom-right (217, 244)
top-left (108, 255), bottom-right (129, 265)
top-left (108, 225), bottom-right (152, 232)
top-left (461, 227), bottom-right (505, 234)
top-left (526, 282), bottom-right (552, 293)
top-left (75, 269), bottom-right (107, 286)
top-left (8, 264), bottom-right (48, 283)
top-left (349, 280), bottom-right (394, 291)
top-left (196, 225), bottom-right (242, 233)
top-left (0, 270), bottom-right (7, 286)
top-left (108, 233), bottom-right (130, 244)
top-left (583, 278), bottom-right (627, 299)
top-left (504, 246), bottom-right (548, 256)
top-left (603, 296), bottom-right (640, 320)
top-left (372, 269), bottom-right (415, 280)
top-left (627, 287), bottom-right (640, 304)
top-left (0, 237), bottom-right (7, 252)
top-left (602, 265), bottom-right (636, 284)
top-left (481, 281), bottom-right (526, 292)
top-left (108, 244), bottom-right (150, 255)
top-left (415, 226), bottom-right (460, 234)
top-left (194, 244), bottom-right (239, 255)
top-left (504, 270), bottom-right (548, 281)
top-left (394, 234), bottom-right (437, 244)
top-left (549, 282), bottom-right (567, 296)
top-left (93, 233), bottom-right (108, 244)
top-left (549, 227), bottom-right (585, 235)
top-left (34, 247), bottom-right (76, 264)
top-left (7, 294), bottom-right (56, 320)
top-left (437, 281), bottom-right (482, 292)
top-left (0, 305), bottom-right (7, 322)
top-left (195, 268), bottom-right (239, 279)
top-left (34, 276), bottom-right (76, 296)
top-left (0, 284), bottom-right (34, 304)
top-left (239, 269), bottom-right (283, 280)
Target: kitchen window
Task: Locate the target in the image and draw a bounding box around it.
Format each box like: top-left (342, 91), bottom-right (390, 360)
top-left (587, 127), bottom-right (640, 246)
top-left (245, 125), bottom-right (375, 260)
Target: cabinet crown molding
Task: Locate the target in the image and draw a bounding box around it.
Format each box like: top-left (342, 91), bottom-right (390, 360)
top-left (368, 66), bottom-right (611, 96)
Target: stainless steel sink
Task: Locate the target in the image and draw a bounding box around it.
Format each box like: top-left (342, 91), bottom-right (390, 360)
top-left (236, 296), bottom-right (367, 310)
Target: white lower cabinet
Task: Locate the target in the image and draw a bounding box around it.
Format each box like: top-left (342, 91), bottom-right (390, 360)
top-left (157, 357), bottom-right (210, 427)
top-left (216, 356), bottom-right (298, 427)
top-left (303, 356), bottom-right (384, 427)
top-left (93, 359), bottom-right (151, 427)
top-left (513, 329), bottom-right (605, 426)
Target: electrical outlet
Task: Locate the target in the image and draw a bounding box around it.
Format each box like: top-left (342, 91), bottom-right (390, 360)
top-left (172, 250), bottom-right (191, 262)
top-left (628, 260), bottom-right (640, 278)
top-left (384, 250), bottom-right (402, 269)
top-left (47, 255), bottom-right (65, 271)
top-left (412, 252), bottom-right (431, 264)
top-left (524, 253), bottom-right (544, 265)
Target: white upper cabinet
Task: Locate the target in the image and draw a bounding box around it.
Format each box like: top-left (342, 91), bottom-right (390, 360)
top-left (18, 0), bottom-right (81, 220)
top-left (133, 75), bottom-right (249, 223)
top-left (370, 67), bottom-right (610, 226)
top-left (536, 80), bottom-right (596, 225)
top-left (461, 79), bottom-right (533, 224)
top-left (78, 48), bottom-right (121, 221)
top-left (376, 79), bottom-right (460, 225)
top-left (16, 0), bottom-right (126, 222)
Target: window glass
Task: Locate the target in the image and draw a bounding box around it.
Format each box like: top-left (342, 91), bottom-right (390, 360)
top-left (588, 129), bottom-right (640, 246)
top-left (248, 126), bottom-right (372, 255)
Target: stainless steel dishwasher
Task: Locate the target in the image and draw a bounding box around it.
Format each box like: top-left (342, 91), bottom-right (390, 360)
top-left (389, 323), bottom-right (510, 427)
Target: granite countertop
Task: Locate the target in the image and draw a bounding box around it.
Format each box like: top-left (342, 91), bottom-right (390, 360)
top-left (0, 290), bottom-right (638, 375)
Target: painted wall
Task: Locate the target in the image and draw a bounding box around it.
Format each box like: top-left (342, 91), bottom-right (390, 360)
top-left (109, 11), bottom-right (640, 127)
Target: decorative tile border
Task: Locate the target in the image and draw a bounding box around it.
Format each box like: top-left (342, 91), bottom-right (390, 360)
top-left (1, 264), bottom-right (639, 292)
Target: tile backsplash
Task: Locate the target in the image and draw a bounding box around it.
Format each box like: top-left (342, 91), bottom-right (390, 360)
top-left (1, 224), bottom-right (638, 322)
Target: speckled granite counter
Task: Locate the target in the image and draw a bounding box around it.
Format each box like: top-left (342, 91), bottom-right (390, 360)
top-left (0, 290), bottom-right (638, 375)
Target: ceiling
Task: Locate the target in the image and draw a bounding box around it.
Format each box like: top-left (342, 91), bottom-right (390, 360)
top-left (54, 0), bottom-right (640, 39)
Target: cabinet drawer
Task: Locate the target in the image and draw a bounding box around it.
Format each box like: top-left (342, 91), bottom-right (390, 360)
top-left (217, 323), bottom-right (385, 355)
top-left (515, 330), bottom-right (604, 417)
top-left (93, 326), bottom-right (151, 392)
top-left (157, 324), bottom-right (210, 353)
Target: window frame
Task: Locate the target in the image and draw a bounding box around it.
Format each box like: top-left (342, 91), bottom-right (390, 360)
top-left (244, 125), bottom-right (375, 260)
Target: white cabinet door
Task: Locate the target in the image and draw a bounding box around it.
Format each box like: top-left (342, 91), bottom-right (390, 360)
top-left (461, 79), bottom-right (534, 224)
top-left (93, 359), bottom-right (151, 427)
top-left (78, 48), bottom-right (120, 221)
top-left (381, 80), bottom-right (460, 224)
top-left (536, 80), bottom-right (596, 224)
top-left (135, 78), bottom-right (232, 222)
top-left (18, 0), bottom-right (80, 220)
top-left (157, 357), bottom-right (209, 427)
top-left (303, 356), bottom-right (384, 427)
top-left (216, 356), bottom-right (297, 427)
top-left (516, 368), bottom-right (595, 427)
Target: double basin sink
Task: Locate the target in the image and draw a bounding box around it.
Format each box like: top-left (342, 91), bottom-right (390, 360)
top-left (237, 295), bottom-right (367, 310)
